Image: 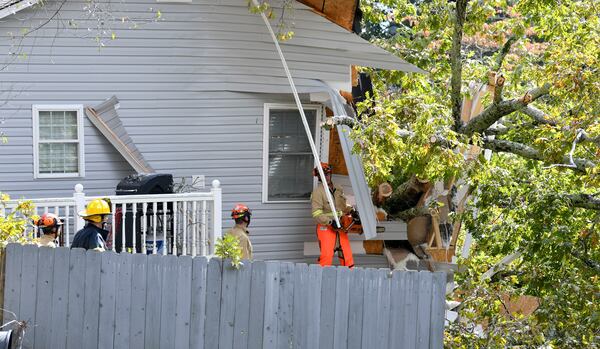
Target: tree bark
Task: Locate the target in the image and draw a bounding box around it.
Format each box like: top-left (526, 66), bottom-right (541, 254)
top-left (460, 83), bottom-right (551, 136)
top-left (450, 0), bottom-right (469, 131)
top-left (559, 193), bottom-right (600, 210)
top-left (482, 138), bottom-right (596, 173)
top-left (384, 176), bottom-right (428, 213)
top-left (521, 105), bottom-right (557, 126)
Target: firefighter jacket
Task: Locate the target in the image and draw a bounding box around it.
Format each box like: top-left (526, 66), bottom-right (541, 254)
top-left (37, 235), bottom-right (57, 248)
top-left (226, 225), bottom-right (253, 260)
top-left (71, 223), bottom-right (108, 251)
top-left (311, 183), bottom-right (352, 225)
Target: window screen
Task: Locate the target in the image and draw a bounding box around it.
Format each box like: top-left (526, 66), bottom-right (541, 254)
top-left (266, 108), bottom-right (318, 201)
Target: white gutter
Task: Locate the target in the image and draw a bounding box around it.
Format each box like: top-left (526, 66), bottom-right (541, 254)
top-left (253, 0), bottom-right (340, 227)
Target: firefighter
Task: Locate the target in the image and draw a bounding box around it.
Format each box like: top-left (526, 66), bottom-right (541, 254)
top-left (33, 213), bottom-right (63, 248)
top-left (311, 162), bottom-right (354, 268)
top-left (71, 198), bottom-right (112, 251)
top-left (226, 204), bottom-right (253, 260)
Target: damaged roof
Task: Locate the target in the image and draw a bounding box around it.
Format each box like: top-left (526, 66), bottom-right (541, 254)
top-left (0, 0), bottom-right (37, 19)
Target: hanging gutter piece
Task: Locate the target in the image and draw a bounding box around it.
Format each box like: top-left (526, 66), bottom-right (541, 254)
top-left (85, 96), bottom-right (154, 174)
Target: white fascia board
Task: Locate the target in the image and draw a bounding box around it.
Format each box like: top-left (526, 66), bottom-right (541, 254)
top-left (0, 0), bottom-right (38, 20)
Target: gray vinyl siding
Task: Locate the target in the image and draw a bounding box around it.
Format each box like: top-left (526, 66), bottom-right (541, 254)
top-left (0, 0), bottom-right (395, 265)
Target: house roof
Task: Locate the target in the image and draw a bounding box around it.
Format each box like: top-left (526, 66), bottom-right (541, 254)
top-left (0, 0), bottom-right (37, 19)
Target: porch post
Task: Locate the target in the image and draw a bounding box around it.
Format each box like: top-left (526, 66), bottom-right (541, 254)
top-left (210, 179), bottom-right (222, 255)
top-left (73, 184), bottom-right (86, 231)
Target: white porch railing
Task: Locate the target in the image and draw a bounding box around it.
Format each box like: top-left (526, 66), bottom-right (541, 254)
top-left (1, 180), bottom-right (222, 256)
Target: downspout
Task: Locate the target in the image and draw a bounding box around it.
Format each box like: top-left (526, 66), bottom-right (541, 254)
top-left (253, 0), bottom-right (341, 227)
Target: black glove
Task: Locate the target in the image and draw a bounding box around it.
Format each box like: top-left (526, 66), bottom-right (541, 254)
top-left (331, 219), bottom-right (342, 230)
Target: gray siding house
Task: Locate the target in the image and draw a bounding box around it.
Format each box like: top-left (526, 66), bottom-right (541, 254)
top-left (0, 0), bottom-right (418, 264)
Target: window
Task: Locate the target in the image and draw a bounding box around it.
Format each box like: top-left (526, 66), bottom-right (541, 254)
top-left (33, 105), bottom-right (85, 178)
top-left (263, 104), bottom-right (324, 202)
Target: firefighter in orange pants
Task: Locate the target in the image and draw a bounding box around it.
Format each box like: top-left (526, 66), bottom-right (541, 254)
top-left (311, 162), bottom-right (354, 268)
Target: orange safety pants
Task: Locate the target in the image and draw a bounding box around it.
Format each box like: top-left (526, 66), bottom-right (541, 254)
top-left (316, 224), bottom-right (354, 268)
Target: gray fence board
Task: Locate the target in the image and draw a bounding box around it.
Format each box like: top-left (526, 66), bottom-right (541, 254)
top-left (403, 271), bottom-right (419, 349)
top-left (34, 247), bottom-right (54, 349)
top-left (376, 269), bottom-right (392, 349)
top-left (19, 245), bottom-right (39, 349)
top-left (232, 260), bottom-right (252, 349)
top-left (430, 272), bottom-right (446, 349)
top-left (190, 257), bottom-right (208, 349)
top-left (417, 271), bottom-right (433, 349)
top-left (114, 253), bottom-right (133, 349)
top-left (361, 268), bottom-right (379, 349)
top-left (347, 268), bottom-right (365, 349)
top-left (66, 248), bottom-right (86, 349)
top-left (175, 256), bottom-right (193, 349)
top-left (333, 267), bottom-right (351, 349)
top-left (49, 247), bottom-right (70, 349)
top-left (319, 266), bottom-right (337, 349)
top-left (130, 254), bottom-right (148, 349)
top-left (3, 243), bottom-right (23, 323)
top-left (1, 245), bottom-right (446, 349)
top-left (262, 261), bottom-right (280, 349)
top-left (292, 263), bottom-right (309, 349)
top-left (144, 254), bottom-right (163, 349)
top-left (306, 264), bottom-right (323, 349)
top-left (247, 261), bottom-right (266, 349)
top-left (204, 258), bottom-right (222, 349)
top-left (219, 260), bottom-right (238, 349)
top-left (277, 262), bottom-right (294, 349)
top-left (99, 252), bottom-right (119, 349)
top-left (83, 251), bottom-right (102, 349)
top-left (159, 255), bottom-right (179, 349)
top-left (389, 271), bottom-right (406, 349)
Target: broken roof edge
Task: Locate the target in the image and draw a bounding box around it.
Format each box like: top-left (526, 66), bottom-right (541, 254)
top-left (0, 0), bottom-right (38, 19)
top-left (85, 96), bottom-right (155, 174)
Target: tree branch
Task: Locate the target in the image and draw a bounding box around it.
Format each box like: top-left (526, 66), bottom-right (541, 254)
top-left (482, 138), bottom-right (596, 173)
top-left (321, 115), bottom-right (356, 129)
top-left (389, 206), bottom-right (431, 221)
top-left (450, 0), bottom-right (469, 132)
top-left (460, 83), bottom-right (551, 136)
top-left (581, 130), bottom-right (600, 147)
top-left (493, 36), bottom-right (517, 72)
top-left (493, 74), bottom-right (505, 104)
top-left (520, 105), bottom-right (557, 126)
top-left (559, 193), bottom-right (600, 210)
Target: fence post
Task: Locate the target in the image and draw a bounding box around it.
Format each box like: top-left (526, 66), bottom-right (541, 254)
top-left (210, 180), bottom-right (222, 255)
top-left (73, 184), bottom-right (86, 231)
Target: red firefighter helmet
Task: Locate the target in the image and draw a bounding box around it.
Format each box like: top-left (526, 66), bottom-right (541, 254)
top-left (313, 162), bottom-right (332, 177)
top-left (231, 204), bottom-right (252, 220)
top-left (34, 213), bottom-right (63, 229)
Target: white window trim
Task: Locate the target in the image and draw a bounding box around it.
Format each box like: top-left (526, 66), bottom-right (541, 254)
top-left (33, 105), bottom-right (85, 179)
top-left (262, 103), bottom-right (327, 204)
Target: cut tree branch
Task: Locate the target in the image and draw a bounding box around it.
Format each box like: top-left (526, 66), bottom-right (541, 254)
top-left (321, 115), bottom-right (356, 129)
top-left (460, 83), bottom-right (551, 136)
top-left (521, 105), bottom-right (557, 126)
top-left (482, 138), bottom-right (596, 173)
top-left (493, 74), bottom-right (505, 104)
top-left (450, 0), bottom-right (469, 132)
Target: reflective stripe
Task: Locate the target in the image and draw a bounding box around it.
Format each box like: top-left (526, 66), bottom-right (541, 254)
top-left (312, 209), bottom-right (324, 217)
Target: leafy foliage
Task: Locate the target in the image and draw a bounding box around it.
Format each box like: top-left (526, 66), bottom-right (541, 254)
top-left (0, 193), bottom-right (37, 247)
top-left (357, 0), bottom-right (599, 347)
top-left (215, 234), bottom-right (243, 269)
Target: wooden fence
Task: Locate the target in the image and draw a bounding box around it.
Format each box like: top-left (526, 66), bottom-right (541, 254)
top-left (1, 244), bottom-right (445, 349)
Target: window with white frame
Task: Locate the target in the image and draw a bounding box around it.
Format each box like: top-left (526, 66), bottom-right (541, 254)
top-left (263, 104), bottom-right (323, 202)
top-left (33, 105), bottom-right (85, 178)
